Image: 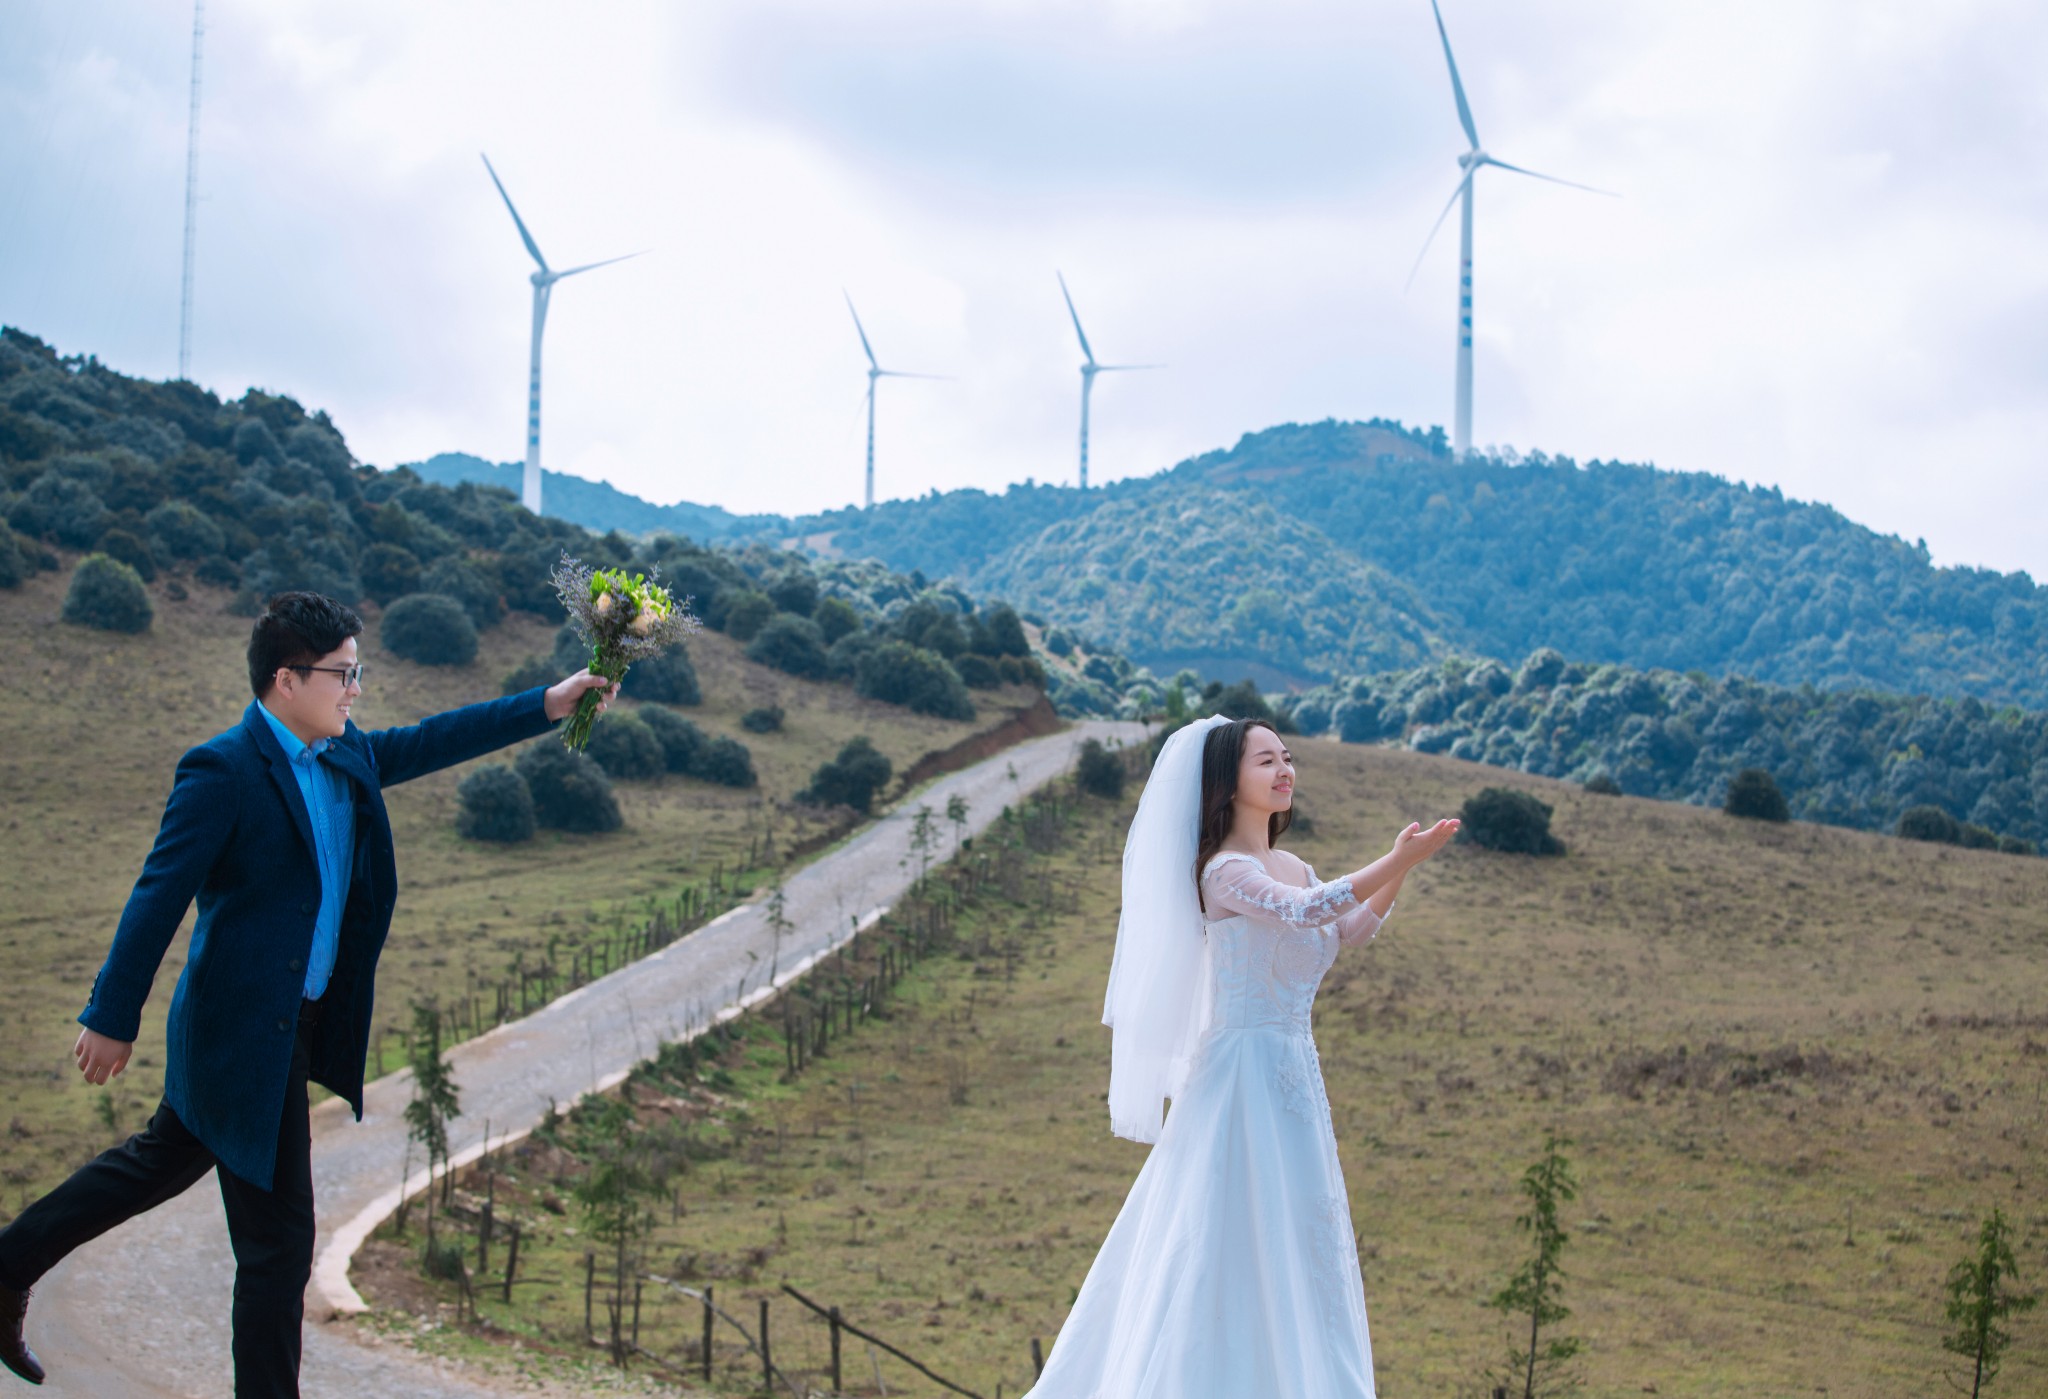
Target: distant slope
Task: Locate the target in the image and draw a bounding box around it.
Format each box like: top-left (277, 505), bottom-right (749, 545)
top-left (1286, 649), bottom-right (2046, 851)
top-left (804, 419), bottom-right (2048, 708)
top-left (407, 452), bottom-right (785, 543)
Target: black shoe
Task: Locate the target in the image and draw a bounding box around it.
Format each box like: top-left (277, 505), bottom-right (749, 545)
top-left (0, 1284), bottom-right (42, 1386)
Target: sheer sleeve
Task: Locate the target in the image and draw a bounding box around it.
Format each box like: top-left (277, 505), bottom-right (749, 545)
top-left (1304, 860), bottom-right (1393, 946)
top-left (1201, 852), bottom-right (1358, 930)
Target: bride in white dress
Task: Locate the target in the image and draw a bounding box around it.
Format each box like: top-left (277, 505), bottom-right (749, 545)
top-left (1027, 715), bottom-right (1459, 1398)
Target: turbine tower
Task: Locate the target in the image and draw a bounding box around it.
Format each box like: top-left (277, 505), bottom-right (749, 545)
top-left (1058, 272), bottom-right (1159, 490)
top-left (176, 0), bottom-right (204, 381)
top-left (482, 154), bottom-right (641, 516)
top-left (1414, 0), bottom-right (1609, 458)
top-left (846, 294), bottom-right (943, 510)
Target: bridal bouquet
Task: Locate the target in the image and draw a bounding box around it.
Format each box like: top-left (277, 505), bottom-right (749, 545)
top-left (550, 554), bottom-right (700, 750)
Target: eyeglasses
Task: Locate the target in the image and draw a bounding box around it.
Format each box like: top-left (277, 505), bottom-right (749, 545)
top-left (288, 663), bottom-right (366, 687)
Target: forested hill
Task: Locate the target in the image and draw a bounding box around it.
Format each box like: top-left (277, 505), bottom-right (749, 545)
top-left (410, 452), bottom-right (784, 544)
top-left (799, 419), bottom-right (2048, 706)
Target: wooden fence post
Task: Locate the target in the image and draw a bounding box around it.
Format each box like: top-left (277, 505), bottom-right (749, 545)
top-left (583, 1251), bottom-right (595, 1341)
top-left (501, 1226), bottom-right (519, 1304)
top-left (702, 1284), bottom-right (714, 1382)
top-left (759, 1297), bottom-right (772, 1393)
top-left (830, 1305), bottom-right (843, 1393)
top-left (1031, 1337), bottom-right (1044, 1376)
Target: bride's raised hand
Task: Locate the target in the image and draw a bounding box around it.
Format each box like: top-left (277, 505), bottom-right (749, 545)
top-left (1394, 817), bottom-right (1460, 866)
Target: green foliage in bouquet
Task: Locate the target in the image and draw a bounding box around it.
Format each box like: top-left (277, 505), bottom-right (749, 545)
top-left (551, 555), bottom-right (700, 750)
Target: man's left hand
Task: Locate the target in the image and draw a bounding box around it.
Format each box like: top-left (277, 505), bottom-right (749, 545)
top-left (544, 669), bottom-right (620, 723)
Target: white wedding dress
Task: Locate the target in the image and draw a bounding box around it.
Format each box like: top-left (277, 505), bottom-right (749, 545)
top-left (1028, 851), bottom-right (1389, 1398)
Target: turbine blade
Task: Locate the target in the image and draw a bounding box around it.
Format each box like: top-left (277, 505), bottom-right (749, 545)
top-left (480, 153), bottom-right (549, 273)
top-left (844, 292), bottom-right (879, 370)
top-left (1095, 363), bottom-right (1163, 372)
top-left (1405, 169), bottom-right (1475, 292)
top-left (552, 251), bottom-right (647, 282)
top-left (1479, 155), bottom-right (1617, 197)
top-left (1056, 271), bottom-right (1097, 366)
top-left (1430, 0), bottom-right (1481, 150)
top-left (876, 370), bottom-right (951, 381)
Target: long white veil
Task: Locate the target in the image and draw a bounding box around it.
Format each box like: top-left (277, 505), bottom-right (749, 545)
top-left (1101, 714), bottom-right (1230, 1143)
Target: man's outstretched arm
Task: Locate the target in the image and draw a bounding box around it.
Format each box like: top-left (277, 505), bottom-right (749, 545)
top-left (368, 671), bottom-right (617, 787)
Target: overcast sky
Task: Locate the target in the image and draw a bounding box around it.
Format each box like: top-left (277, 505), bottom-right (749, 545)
top-left (4, 0), bottom-right (2044, 577)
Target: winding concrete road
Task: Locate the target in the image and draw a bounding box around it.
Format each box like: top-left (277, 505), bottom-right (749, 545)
top-left (24, 720), bottom-right (1143, 1398)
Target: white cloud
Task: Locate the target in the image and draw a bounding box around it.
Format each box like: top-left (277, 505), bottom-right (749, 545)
top-left (1, 0), bottom-right (2042, 578)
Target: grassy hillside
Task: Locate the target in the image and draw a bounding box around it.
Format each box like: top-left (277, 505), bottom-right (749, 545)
top-left (0, 564), bottom-right (1047, 1212)
top-left (363, 739), bottom-right (2048, 1398)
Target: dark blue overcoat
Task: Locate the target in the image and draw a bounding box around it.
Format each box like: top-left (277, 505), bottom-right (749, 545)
top-left (80, 687), bottom-right (556, 1189)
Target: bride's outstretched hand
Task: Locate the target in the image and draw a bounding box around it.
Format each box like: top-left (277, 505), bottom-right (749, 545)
top-left (1394, 817), bottom-right (1460, 866)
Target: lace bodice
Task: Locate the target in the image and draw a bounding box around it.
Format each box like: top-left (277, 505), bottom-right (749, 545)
top-left (1198, 852), bottom-right (1388, 1035)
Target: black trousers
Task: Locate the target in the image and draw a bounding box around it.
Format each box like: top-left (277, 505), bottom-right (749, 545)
top-left (0, 1002), bottom-right (320, 1399)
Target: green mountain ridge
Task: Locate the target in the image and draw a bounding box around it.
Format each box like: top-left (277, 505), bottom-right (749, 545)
top-left (418, 418), bottom-right (2046, 710)
top-left (408, 452), bottom-right (783, 544)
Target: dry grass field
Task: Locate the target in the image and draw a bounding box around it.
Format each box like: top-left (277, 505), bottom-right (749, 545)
top-left (363, 736), bottom-right (2047, 1399)
top-left (0, 566), bottom-right (1043, 1210)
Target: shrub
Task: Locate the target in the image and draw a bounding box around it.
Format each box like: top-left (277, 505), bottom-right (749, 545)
top-left (0, 523), bottom-right (22, 589)
top-left (623, 644), bottom-right (700, 705)
top-left (1043, 628), bottom-right (1075, 658)
top-left (1459, 787), bottom-right (1565, 856)
top-left (359, 542), bottom-right (422, 607)
top-left (636, 705), bottom-right (706, 774)
top-left (955, 653), bottom-right (1001, 689)
top-left (1074, 738), bottom-right (1125, 800)
top-left (584, 711), bottom-right (665, 780)
top-left (996, 654), bottom-right (1046, 688)
top-left (826, 630), bottom-right (880, 680)
top-left (381, 593), bottom-right (478, 666)
top-left (747, 614), bottom-right (829, 679)
top-left (974, 604), bottom-right (1031, 658)
top-left (1997, 835), bottom-right (2037, 856)
top-left (1957, 822), bottom-right (1999, 851)
top-left (1724, 767), bottom-right (1789, 822)
top-left (855, 640), bottom-right (975, 721)
top-left (552, 621), bottom-right (591, 674)
top-left (422, 555), bottom-right (504, 628)
top-left (456, 766), bottom-right (535, 843)
top-left (11, 472), bottom-right (109, 548)
top-left (722, 590), bottom-right (775, 641)
top-left (501, 654), bottom-right (557, 695)
top-left (94, 526), bottom-right (157, 582)
top-left (62, 553), bottom-right (153, 633)
top-left (767, 570), bottom-right (819, 616)
top-left (696, 735), bottom-right (757, 788)
top-left (194, 554), bottom-right (240, 589)
top-left (516, 742), bottom-right (622, 833)
top-left (741, 705), bottom-right (784, 733)
top-left (144, 500), bottom-right (224, 561)
top-left (1583, 772), bottom-right (1623, 796)
top-left (813, 596), bottom-right (860, 645)
top-left (801, 736), bottom-right (893, 813)
top-left (1897, 805), bottom-right (1961, 845)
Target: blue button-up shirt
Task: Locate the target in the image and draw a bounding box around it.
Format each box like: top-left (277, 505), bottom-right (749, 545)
top-left (256, 702), bottom-right (354, 1000)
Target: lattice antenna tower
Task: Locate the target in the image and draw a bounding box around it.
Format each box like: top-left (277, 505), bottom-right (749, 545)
top-left (177, 0), bottom-right (205, 381)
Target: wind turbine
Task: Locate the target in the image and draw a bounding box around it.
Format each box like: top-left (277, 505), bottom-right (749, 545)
top-left (482, 153), bottom-right (641, 516)
top-left (1058, 272), bottom-right (1159, 490)
top-left (1413, 0), bottom-right (1610, 458)
top-left (846, 294), bottom-right (945, 510)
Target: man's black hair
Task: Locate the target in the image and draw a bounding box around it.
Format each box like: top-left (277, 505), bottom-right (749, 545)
top-left (247, 592), bottom-right (364, 697)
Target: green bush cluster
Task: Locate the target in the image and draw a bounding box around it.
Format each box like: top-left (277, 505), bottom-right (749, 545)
top-left (381, 593), bottom-right (477, 667)
top-left (800, 736), bottom-right (893, 813)
top-left (456, 765), bottom-right (536, 843)
top-left (1460, 787), bottom-right (1565, 856)
top-left (62, 552), bottom-right (152, 633)
top-left (515, 742), bottom-right (621, 834)
top-left (1290, 648), bottom-right (2048, 854)
top-left (1074, 738), bottom-right (1126, 800)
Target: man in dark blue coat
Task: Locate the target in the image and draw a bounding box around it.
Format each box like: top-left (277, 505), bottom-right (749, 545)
top-left (0, 592), bottom-right (614, 1395)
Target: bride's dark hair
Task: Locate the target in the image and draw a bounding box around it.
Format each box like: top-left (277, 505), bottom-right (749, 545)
top-left (1193, 718), bottom-right (1292, 910)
